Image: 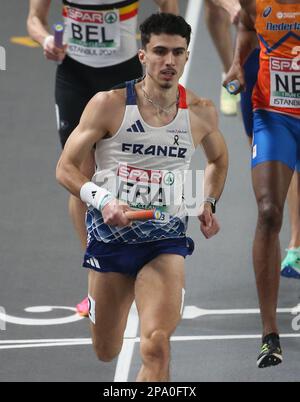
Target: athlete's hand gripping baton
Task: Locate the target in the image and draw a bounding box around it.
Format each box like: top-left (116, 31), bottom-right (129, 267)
top-left (226, 79), bottom-right (241, 94)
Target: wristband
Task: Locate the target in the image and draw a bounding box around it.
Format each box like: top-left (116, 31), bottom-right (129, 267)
top-left (203, 197), bottom-right (217, 214)
top-left (43, 35), bottom-right (54, 50)
top-left (80, 182), bottom-right (113, 211)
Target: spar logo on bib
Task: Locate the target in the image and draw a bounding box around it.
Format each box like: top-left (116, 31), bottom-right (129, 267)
top-left (105, 12), bottom-right (118, 24)
top-left (270, 57), bottom-right (300, 108)
top-left (116, 163), bottom-right (182, 210)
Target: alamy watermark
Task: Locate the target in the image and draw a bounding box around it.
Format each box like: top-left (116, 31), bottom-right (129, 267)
top-left (93, 166), bottom-right (205, 217)
top-left (0, 306), bottom-right (6, 330)
top-left (291, 310), bottom-right (300, 332)
top-left (0, 46), bottom-right (6, 71)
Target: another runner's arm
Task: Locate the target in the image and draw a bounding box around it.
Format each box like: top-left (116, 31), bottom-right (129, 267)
top-left (233, 0), bottom-right (257, 67)
top-left (27, 0), bottom-right (67, 61)
top-left (223, 0), bottom-right (257, 90)
top-left (56, 93), bottom-right (114, 198)
top-left (154, 0), bottom-right (179, 15)
top-left (211, 0), bottom-right (241, 23)
top-left (27, 0), bottom-right (52, 45)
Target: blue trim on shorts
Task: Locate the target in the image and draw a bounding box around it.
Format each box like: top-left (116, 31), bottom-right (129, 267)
top-left (252, 110), bottom-right (300, 172)
top-left (83, 235), bottom-right (194, 277)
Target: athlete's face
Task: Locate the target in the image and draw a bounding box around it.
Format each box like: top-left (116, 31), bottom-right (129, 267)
top-left (139, 34), bottom-right (189, 89)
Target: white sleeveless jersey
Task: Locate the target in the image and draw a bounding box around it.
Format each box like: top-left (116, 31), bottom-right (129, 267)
top-left (62, 0), bottom-right (139, 67)
top-left (87, 80), bottom-right (196, 244)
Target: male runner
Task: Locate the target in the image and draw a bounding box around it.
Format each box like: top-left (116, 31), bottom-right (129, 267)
top-left (27, 0), bottom-right (179, 316)
top-left (238, 45), bottom-right (300, 279)
top-left (224, 0), bottom-right (300, 368)
top-left (56, 13), bottom-right (228, 381)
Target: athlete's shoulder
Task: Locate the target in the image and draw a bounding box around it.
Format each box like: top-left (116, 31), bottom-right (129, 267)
top-left (89, 88), bottom-right (126, 113)
top-left (79, 88), bottom-right (126, 134)
top-left (186, 88), bottom-right (217, 119)
top-left (185, 89), bottom-right (219, 144)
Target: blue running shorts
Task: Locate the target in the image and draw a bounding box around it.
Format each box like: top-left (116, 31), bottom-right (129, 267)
top-left (83, 235), bottom-right (195, 277)
top-left (252, 110), bottom-right (300, 172)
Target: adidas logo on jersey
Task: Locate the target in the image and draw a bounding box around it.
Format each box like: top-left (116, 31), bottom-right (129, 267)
top-left (127, 120), bottom-right (145, 133)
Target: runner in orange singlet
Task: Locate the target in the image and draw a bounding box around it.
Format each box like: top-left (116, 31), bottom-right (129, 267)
top-left (225, 0), bottom-right (300, 368)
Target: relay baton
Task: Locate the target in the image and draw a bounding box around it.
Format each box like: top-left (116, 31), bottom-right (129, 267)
top-left (125, 209), bottom-right (156, 221)
top-left (53, 23), bottom-right (64, 48)
top-left (226, 79), bottom-right (240, 94)
top-left (125, 209), bottom-right (169, 222)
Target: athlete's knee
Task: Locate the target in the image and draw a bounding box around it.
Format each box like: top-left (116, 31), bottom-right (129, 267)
top-left (140, 329), bottom-right (170, 365)
top-left (257, 199), bottom-right (283, 232)
top-left (93, 339), bottom-right (121, 363)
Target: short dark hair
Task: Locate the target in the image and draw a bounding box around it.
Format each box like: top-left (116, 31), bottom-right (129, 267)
top-left (140, 13), bottom-right (191, 49)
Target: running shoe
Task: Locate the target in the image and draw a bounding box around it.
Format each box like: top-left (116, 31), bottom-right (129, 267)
top-left (281, 248), bottom-right (300, 279)
top-left (76, 296), bottom-right (89, 317)
top-left (257, 333), bottom-right (282, 368)
top-left (220, 86), bottom-right (239, 116)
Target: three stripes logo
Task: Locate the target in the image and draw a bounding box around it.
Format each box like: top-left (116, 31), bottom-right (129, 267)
top-left (127, 120), bottom-right (145, 133)
top-left (87, 257), bottom-right (101, 270)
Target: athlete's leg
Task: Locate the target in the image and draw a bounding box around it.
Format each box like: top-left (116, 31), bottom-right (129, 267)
top-left (134, 254), bottom-right (185, 382)
top-left (88, 270), bottom-right (135, 362)
top-left (286, 172), bottom-right (300, 248)
top-left (252, 161), bottom-right (293, 336)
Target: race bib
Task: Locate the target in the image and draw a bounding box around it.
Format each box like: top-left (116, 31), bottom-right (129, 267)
top-left (116, 163), bottom-right (183, 214)
top-left (270, 57), bottom-right (300, 108)
top-left (63, 6), bottom-right (121, 57)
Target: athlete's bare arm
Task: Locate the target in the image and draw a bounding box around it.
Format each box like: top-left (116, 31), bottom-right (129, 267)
top-left (27, 0), bottom-right (67, 61)
top-left (189, 94), bottom-right (228, 201)
top-left (188, 93), bottom-right (228, 238)
top-left (27, 0), bottom-right (51, 45)
top-left (223, 0), bottom-right (257, 91)
top-left (211, 0), bottom-right (241, 23)
top-left (154, 0), bottom-right (179, 14)
top-left (56, 90), bottom-right (131, 227)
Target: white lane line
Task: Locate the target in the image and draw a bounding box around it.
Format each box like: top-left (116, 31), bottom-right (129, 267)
top-left (170, 333), bottom-right (300, 341)
top-left (1, 333), bottom-right (300, 350)
top-left (114, 303), bottom-right (139, 383)
top-left (0, 338), bottom-right (91, 345)
top-left (0, 341), bottom-right (91, 350)
top-left (183, 305), bottom-right (300, 319)
top-left (180, 0), bottom-right (203, 87)
top-left (0, 306), bottom-right (84, 326)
